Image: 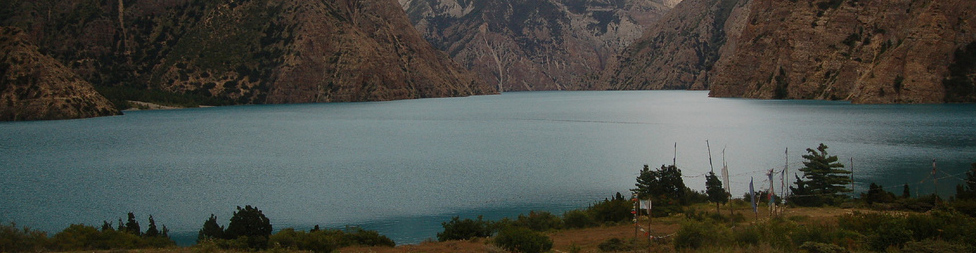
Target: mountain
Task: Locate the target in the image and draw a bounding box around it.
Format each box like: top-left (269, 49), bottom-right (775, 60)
top-left (708, 0), bottom-right (976, 103)
top-left (400, 0), bottom-right (678, 91)
top-left (0, 0), bottom-right (494, 112)
top-left (608, 0), bottom-right (976, 103)
top-left (0, 26), bottom-right (119, 121)
top-left (597, 0), bottom-right (750, 90)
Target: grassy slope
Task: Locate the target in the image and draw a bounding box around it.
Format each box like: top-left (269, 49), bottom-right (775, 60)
top-left (336, 205), bottom-right (861, 253)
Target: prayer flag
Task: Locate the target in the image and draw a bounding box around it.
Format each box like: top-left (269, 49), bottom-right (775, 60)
top-left (750, 177), bottom-right (757, 213)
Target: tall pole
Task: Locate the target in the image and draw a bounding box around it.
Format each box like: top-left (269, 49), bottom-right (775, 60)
top-left (707, 140), bottom-right (714, 173)
top-left (633, 194), bottom-right (638, 239)
top-left (783, 148), bottom-right (788, 209)
top-left (673, 142), bottom-right (677, 167)
top-left (933, 159), bottom-right (938, 201)
top-left (850, 157), bottom-right (855, 196)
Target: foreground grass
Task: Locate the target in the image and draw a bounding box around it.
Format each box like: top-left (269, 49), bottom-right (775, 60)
top-left (25, 204), bottom-right (976, 252)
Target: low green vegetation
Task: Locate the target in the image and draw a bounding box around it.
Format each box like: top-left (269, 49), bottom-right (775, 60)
top-left (195, 205), bottom-right (394, 251)
top-left (0, 212), bottom-right (174, 251)
top-left (94, 85), bottom-right (233, 109)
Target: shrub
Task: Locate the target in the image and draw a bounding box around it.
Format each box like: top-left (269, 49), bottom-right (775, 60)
top-left (799, 241), bottom-right (846, 253)
top-left (513, 211), bottom-right (562, 231)
top-left (437, 216), bottom-right (492, 241)
top-left (342, 227), bottom-right (395, 247)
top-left (0, 223), bottom-right (48, 252)
top-left (867, 219), bottom-right (912, 251)
top-left (493, 227), bottom-right (553, 253)
top-left (598, 238), bottom-right (636, 252)
top-left (588, 196), bottom-right (632, 223)
top-left (901, 239), bottom-right (973, 252)
top-left (673, 219), bottom-right (732, 250)
top-left (562, 209), bottom-right (597, 229)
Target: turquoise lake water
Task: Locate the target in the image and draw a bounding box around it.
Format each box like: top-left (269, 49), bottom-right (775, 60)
top-left (1, 91), bottom-right (974, 245)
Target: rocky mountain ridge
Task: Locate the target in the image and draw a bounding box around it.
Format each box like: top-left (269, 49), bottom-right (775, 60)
top-left (595, 0), bottom-right (750, 90)
top-left (400, 0), bottom-right (678, 91)
top-left (0, 27), bottom-right (119, 120)
top-left (608, 0), bottom-right (976, 103)
top-left (709, 0), bottom-right (976, 103)
top-left (0, 0), bottom-right (494, 120)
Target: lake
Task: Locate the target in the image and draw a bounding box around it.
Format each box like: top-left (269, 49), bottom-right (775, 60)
top-left (1, 91), bottom-right (974, 245)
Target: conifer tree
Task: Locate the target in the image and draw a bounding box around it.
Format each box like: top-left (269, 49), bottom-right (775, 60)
top-left (956, 163), bottom-right (976, 200)
top-left (903, 183), bottom-right (911, 198)
top-left (145, 215), bottom-right (160, 237)
top-left (789, 144), bottom-right (851, 206)
top-left (705, 171), bottom-right (727, 214)
top-left (197, 214), bottom-right (224, 243)
top-left (125, 212), bottom-right (141, 236)
top-left (633, 164), bottom-right (687, 216)
top-left (225, 205), bottom-right (273, 249)
top-left (101, 221), bottom-right (114, 232)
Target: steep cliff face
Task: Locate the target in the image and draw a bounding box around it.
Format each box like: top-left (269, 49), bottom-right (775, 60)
top-left (1, 0), bottom-right (493, 107)
top-left (401, 0), bottom-right (675, 91)
top-left (0, 27), bottom-right (119, 121)
top-left (709, 0), bottom-right (976, 103)
top-left (599, 0), bottom-right (751, 90)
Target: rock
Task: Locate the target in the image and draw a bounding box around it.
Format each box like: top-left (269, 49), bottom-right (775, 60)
top-left (600, 0), bottom-right (751, 90)
top-left (708, 0), bottom-right (976, 104)
top-left (0, 27), bottom-right (120, 121)
top-left (1, 0), bottom-right (494, 106)
top-left (401, 0), bottom-right (677, 91)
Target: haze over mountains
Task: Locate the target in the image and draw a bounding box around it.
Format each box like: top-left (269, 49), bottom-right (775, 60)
top-left (1, 0), bottom-right (974, 120)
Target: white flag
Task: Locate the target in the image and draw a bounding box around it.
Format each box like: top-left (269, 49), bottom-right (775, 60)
top-left (721, 165), bottom-right (730, 193)
top-left (640, 200), bottom-right (652, 210)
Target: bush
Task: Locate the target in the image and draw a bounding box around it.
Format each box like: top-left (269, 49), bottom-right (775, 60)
top-left (513, 211), bottom-right (562, 231)
top-left (799, 241), bottom-right (846, 253)
top-left (588, 196), bottom-right (632, 223)
top-left (0, 223), bottom-right (48, 252)
top-left (901, 239), bottom-right (973, 252)
top-left (493, 227), bottom-right (553, 253)
top-left (673, 219), bottom-right (732, 250)
top-left (341, 227), bottom-right (395, 247)
top-left (597, 237), bottom-right (636, 252)
top-left (437, 216), bottom-right (493, 241)
top-left (562, 209), bottom-right (597, 229)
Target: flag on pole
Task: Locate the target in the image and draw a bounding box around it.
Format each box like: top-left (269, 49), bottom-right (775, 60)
top-left (750, 177), bottom-right (757, 213)
top-left (721, 165), bottom-right (730, 193)
top-left (932, 159), bottom-right (937, 176)
top-left (640, 200), bottom-right (652, 210)
top-left (768, 169), bottom-right (775, 207)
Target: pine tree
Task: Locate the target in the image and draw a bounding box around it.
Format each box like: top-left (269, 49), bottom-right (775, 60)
top-left (145, 215), bottom-right (160, 237)
top-left (956, 163), bottom-right (976, 200)
top-left (125, 212), bottom-right (141, 236)
top-left (197, 214), bottom-right (224, 243)
top-left (902, 183), bottom-right (911, 198)
top-left (633, 164), bottom-right (687, 216)
top-left (225, 205), bottom-right (273, 249)
top-left (790, 144), bottom-right (851, 206)
top-left (101, 221), bottom-right (114, 232)
top-left (705, 171), bottom-right (727, 214)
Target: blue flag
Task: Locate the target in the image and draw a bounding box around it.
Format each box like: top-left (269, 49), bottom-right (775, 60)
top-left (750, 177), bottom-right (757, 213)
